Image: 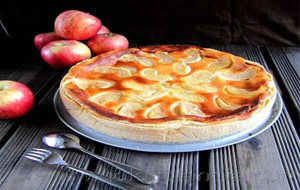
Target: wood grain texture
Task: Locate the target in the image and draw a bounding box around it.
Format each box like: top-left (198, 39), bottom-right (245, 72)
top-left (236, 132), bottom-right (290, 190)
top-left (0, 63), bottom-right (60, 145)
top-left (267, 47), bottom-right (300, 112)
top-left (87, 147), bottom-right (200, 190)
top-left (0, 119), bottom-right (95, 190)
top-left (271, 105), bottom-right (300, 189)
top-left (209, 45), bottom-right (293, 190)
top-left (0, 72), bottom-right (96, 190)
top-left (0, 45), bottom-right (298, 190)
top-left (283, 47), bottom-right (300, 77)
top-left (210, 146), bottom-right (241, 190)
top-left (87, 147), bottom-right (131, 190)
top-left (167, 152), bottom-right (199, 190)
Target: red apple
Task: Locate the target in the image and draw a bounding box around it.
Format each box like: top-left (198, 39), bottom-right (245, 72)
top-left (34, 32), bottom-right (63, 50)
top-left (41, 40), bottom-right (91, 68)
top-left (87, 33), bottom-right (129, 54)
top-left (54, 10), bottom-right (102, 40)
top-left (0, 80), bottom-right (34, 119)
top-left (97, 25), bottom-right (110, 34)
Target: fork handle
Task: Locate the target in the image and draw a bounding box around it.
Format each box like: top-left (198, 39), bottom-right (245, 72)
top-left (78, 147), bottom-right (158, 185)
top-left (66, 165), bottom-right (153, 190)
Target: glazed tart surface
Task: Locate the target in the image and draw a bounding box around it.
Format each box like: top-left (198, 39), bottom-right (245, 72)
top-left (60, 45), bottom-right (276, 143)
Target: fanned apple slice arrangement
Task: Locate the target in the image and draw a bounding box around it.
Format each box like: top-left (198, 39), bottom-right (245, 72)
top-left (34, 10), bottom-right (129, 68)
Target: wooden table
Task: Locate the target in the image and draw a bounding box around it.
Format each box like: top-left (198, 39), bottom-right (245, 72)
top-left (0, 45), bottom-right (299, 190)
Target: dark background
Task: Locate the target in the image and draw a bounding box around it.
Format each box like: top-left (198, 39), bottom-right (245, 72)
top-left (0, 0), bottom-right (299, 62)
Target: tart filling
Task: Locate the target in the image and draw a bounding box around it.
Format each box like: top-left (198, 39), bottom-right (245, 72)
top-left (60, 45), bottom-right (276, 143)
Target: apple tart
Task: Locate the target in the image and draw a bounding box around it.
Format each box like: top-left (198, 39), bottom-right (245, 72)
top-left (59, 45), bottom-right (277, 143)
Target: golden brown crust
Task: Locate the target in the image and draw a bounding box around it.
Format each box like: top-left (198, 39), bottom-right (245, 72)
top-left (59, 45), bottom-right (277, 143)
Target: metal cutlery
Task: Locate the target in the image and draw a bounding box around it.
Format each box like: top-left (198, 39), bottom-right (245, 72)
top-left (22, 148), bottom-right (153, 190)
top-left (42, 132), bottom-right (158, 185)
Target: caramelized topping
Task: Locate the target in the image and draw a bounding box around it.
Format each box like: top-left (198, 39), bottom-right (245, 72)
top-left (63, 45), bottom-right (274, 121)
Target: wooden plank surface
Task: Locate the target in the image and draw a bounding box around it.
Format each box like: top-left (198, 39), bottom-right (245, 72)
top-left (280, 47), bottom-right (300, 77)
top-left (235, 132), bottom-right (290, 190)
top-left (271, 105), bottom-right (300, 189)
top-left (210, 146), bottom-right (241, 190)
top-left (0, 63), bottom-right (60, 144)
top-left (87, 148), bottom-right (200, 190)
top-left (208, 45), bottom-right (294, 190)
top-left (0, 45), bottom-right (299, 190)
top-left (266, 47), bottom-right (300, 116)
top-left (0, 71), bottom-right (96, 190)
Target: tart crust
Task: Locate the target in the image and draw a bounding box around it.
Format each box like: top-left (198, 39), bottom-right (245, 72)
top-left (59, 45), bottom-right (277, 143)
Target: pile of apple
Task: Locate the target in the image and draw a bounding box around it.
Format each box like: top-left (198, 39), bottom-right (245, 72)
top-left (1, 10), bottom-right (132, 120)
top-left (34, 10), bottom-right (129, 68)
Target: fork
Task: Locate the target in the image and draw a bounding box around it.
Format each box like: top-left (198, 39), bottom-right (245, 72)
top-left (22, 148), bottom-right (153, 190)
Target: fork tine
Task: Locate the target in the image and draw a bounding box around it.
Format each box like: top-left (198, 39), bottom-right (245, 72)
top-left (28, 150), bottom-right (49, 157)
top-left (31, 148), bottom-right (52, 154)
top-left (23, 152), bottom-right (45, 160)
top-left (22, 148), bottom-right (52, 161)
top-left (23, 150), bottom-right (48, 159)
top-left (22, 148), bottom-right (51, 163)
top-left (22, 154), bottom-right (43, 163)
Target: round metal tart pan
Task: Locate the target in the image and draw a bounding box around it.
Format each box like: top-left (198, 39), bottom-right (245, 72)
top-left (53, 89), bottom-right (282, 152)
